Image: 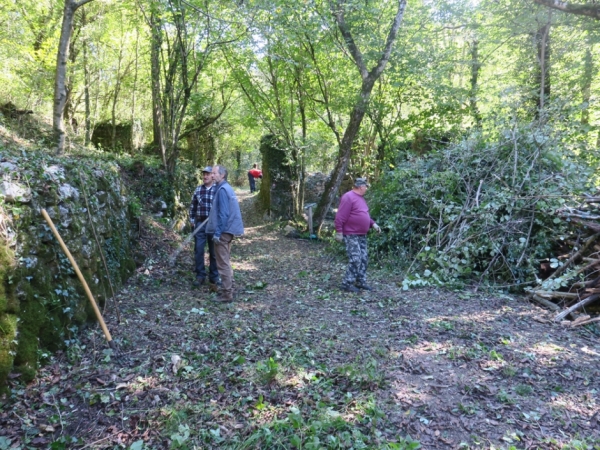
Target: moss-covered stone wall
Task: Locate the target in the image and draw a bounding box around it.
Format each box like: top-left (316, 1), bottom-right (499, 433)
top-left (258, 134), bottom-right (294, 218)
top-left (0, 152), bottom-right (139, 391)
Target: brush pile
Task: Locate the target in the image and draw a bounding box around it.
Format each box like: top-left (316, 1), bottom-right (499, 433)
top-left (528, 191), bottom-right (600, 327)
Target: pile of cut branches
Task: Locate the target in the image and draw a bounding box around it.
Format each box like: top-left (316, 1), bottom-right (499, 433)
top-left (529, 192), bottom-right (600, 326)
top-left (369, 121), bottom-right (594, 289)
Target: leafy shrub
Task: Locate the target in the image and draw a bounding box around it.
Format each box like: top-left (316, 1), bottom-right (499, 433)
top-left (369, 121), bottom-right (593, 288)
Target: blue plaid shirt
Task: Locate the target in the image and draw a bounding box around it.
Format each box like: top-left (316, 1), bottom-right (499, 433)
top-left (189, 184), bottom-right (216, 224)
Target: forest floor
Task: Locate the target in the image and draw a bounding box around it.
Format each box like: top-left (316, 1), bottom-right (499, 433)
top-left (2, 191), bottom-right (600, 450)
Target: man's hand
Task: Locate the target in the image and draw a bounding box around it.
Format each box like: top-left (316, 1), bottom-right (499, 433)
top-left (373, 223), bottom-right (381, 233)
top-left (335, 232), bottom-right (344, 242)
top-left (213, 235), bottom-right (221, 244)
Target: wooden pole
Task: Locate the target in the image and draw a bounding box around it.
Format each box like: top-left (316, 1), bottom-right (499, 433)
top-left (41, 209), bottom-right (113, 343)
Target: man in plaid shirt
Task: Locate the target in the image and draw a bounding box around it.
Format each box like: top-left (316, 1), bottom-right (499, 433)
top-left (189, 166), bottom-right (219, 288)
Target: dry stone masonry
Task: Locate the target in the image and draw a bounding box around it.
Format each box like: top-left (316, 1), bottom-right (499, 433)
top-left (0, 152), bottom-right (138, 390)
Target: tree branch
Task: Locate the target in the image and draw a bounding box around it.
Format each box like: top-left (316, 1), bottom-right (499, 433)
top-left (534, 0), bottom-right (600, 19)
top-left (368, 0), bottom-right (408, 81)
top-left (330, 0), bottom-right (368, 79)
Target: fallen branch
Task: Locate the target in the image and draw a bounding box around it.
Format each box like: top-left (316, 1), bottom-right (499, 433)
top-left (547, 232), bottom-right (600, 281)
top-left (571, 277), bottom-right (600, 289)
top-left (531, 294), bottom-right (561, 311)
top-left (554, 294), bottom-right (600, 322)
top-left (570, 316), bottom-right (600, 328)
top-left (531, 290), bottom-right (579, 299)
top-left (568, 218), bottom-right (600, 232)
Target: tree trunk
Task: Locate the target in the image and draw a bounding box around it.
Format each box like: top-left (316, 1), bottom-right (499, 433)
top-left (54, 0), bottom-right (94, 154)
top-left (535, 16), bottom-right (551, 113)
top-left (83, 30), bottom-right (91, 146)
top-left (150, 12), bottom-right (166, 167)
top-left (469, 39), bottom-right (482, 126)
top-left (111, 45), bottom-right (123, 151)
top-left (131, 27), bottom-right (139, 152)
top-left (314, 87), bottom-right (373, 230)
top-left (581, 45), bottom-right (593, 125)
top-left (313, 0), bottom-right (408, 232)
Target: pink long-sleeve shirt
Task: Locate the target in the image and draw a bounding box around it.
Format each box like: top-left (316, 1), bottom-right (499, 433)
top-left (335, 190), bottom-right (375, 235)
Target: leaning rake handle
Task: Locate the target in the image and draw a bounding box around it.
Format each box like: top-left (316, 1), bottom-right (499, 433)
top-left (41, 209), bottom-right (116, 350)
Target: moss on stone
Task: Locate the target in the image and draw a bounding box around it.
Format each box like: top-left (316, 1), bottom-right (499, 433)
top-left (0, 314), bottom-right (18, 394)
top-left (0, 237), bottom-right (17, 390)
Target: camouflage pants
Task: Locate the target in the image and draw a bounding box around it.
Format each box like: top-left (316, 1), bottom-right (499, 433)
top-left (342, 234), bottom-right (368, 287)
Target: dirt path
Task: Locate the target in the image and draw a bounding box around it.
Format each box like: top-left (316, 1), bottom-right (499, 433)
top-left (2, 191), bottom-right (599, 449)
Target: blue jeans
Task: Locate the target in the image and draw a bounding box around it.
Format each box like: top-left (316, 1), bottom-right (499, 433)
top-left (248, 172), bottom-right (256, 193)
top-left (194, 225), bottom-right (219, 282)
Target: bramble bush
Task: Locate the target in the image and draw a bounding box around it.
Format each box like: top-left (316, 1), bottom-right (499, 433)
top-left (369, 120), bottom-right (595, 289)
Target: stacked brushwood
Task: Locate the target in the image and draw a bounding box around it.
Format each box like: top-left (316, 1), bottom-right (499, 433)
top-left (529, 192), bottom-right (600, 327)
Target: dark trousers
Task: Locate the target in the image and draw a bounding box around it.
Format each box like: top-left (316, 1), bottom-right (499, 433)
top-left (194, 225), bottom-right (219, 282)
top-left (248, 172), bottom-right (256, 193)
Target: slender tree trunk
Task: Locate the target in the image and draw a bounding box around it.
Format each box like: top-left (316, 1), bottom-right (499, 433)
top-left (150, 12), bottom-right (166, 167)
top-left (54, 0), bottom-right (94, 154)
top-left (535, 15), bottom-right (551, 114)
top-left (83, 31), bottom-right (91, 146)
top-left (314, 86), bottom-right (374, 230)
top-left (111, 45), bottom-right (123, 151)
top-left (469, 39), bottom-right (482, 126)
top-left (581, 45), bottom-right (593, 125)
top-left (131, 27), bottom-right (139, 152)
top-left (313, 0), bottom-right (407, 231)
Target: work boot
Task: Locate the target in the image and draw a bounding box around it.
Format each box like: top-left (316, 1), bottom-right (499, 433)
top-left (213, 291), bottom-right (234, 303)
top-left (192, 277), bottom-right (205, 287)
top-left (356, 283), bottom-right (373, 291)
top-left (340, 284), bottom-right (360, 293)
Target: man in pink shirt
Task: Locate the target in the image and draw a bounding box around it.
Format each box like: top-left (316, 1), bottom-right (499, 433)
top-left (335, 178), bottom-right (381, 292)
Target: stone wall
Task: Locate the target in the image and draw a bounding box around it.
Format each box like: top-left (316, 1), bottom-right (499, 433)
top-left (0, 152), bottom-right (139, 390)
top-left (91, 121), bottom-right (144, 153)
top-left (293, 172), bottom-right (354, 220)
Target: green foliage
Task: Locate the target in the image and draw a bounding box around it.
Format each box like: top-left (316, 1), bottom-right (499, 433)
top-left (236, 403), bottom-right (420, 450)
top-left (336, 358), bottom-right (385, 390)
top-left (369, 120), bottom-right (594, 288)
top-left (256, 357), bottom-right (279, 384)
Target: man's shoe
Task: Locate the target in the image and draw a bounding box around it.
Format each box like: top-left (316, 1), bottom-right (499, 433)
top-left (340, 284), bottom-right (360, 293)
top-left (192, 277), bottom-right (205, 287)
top-left (356, 284), bottom-right (373, 291)
top-left (213, 291), bottom-right (233, 302)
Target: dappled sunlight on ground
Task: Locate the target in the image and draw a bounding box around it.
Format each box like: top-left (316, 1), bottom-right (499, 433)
top-left (4, 192), bottom-right (598, 449)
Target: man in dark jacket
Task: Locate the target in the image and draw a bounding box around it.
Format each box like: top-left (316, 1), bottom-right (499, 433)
top-left (189, 166), bottom-right (219, 288)
top-left (206, 165), bottom-right (245, 302)
top-left (335, 178), bottom-right (381, 292)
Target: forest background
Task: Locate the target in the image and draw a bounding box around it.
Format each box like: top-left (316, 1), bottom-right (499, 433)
top-left (3, 0), bottom-right (600, 288)
top-left (2, 0), bottom-right (600, 447)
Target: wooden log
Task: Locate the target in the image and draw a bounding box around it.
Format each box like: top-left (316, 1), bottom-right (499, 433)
top-left (548, 232), bottom-right (600, 280)
top-left (569, 218), bottom-right (600, 232)
top-left (570, 316), bottom-right (600, 328)
top-left (554, 294), bottom-right (600, 322)
top-left (572, 277), bottom-right (600, 289)
top-left (531, 290), bottom-right (579, 299)
top-left (575, 259), bottom-right (600, 275)
top-left (531, 294), bottom-right (561, 311)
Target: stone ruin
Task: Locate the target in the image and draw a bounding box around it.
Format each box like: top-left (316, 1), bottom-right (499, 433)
top-left (91, 120), bottom-right (144, 153)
